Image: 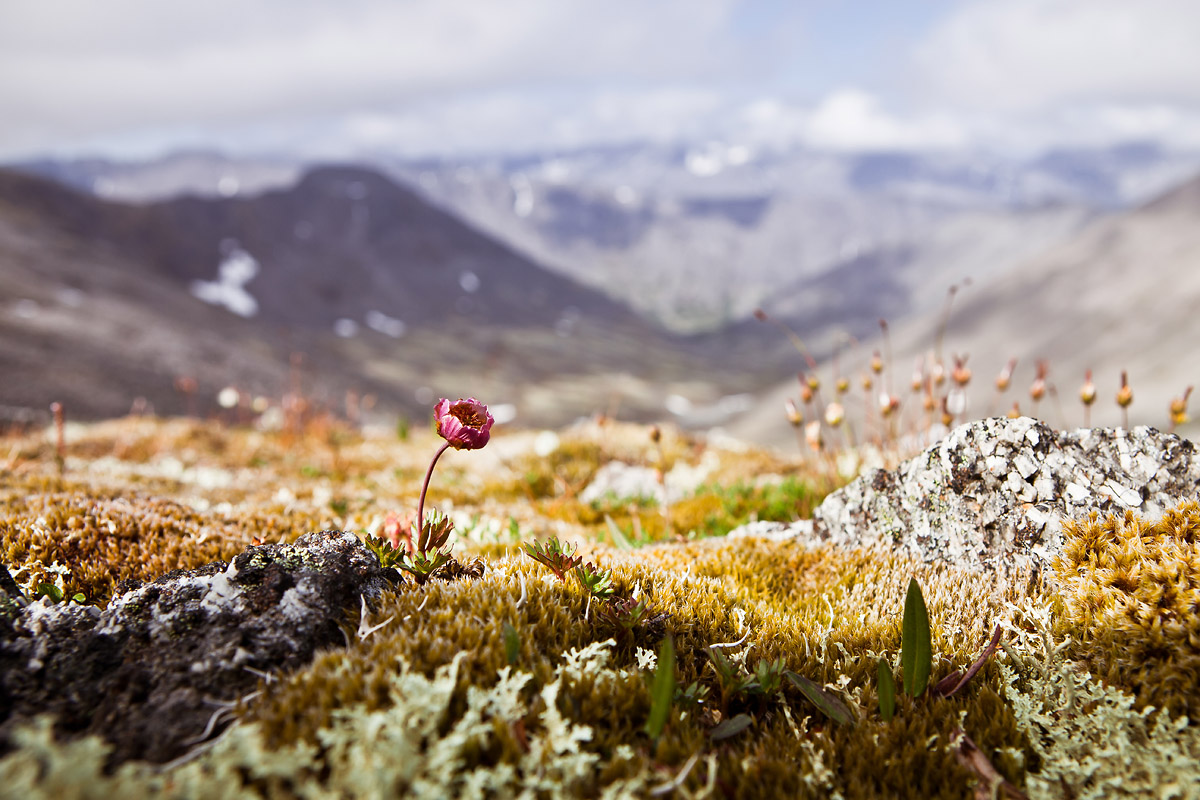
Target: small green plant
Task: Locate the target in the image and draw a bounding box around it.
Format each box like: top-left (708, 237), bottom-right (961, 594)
top-left (675, 681), bottom-right (710, 708)
top-left (901, 577), bottom-right (932, 698)
top-left (573, 561), bottom-right (615, 599)
top-left (520, 537), bottom-right (583, 581)
top-left (874, 579), bottom-right (1002, 722)
top-left (644, 635), bottom-right (676, 741)
top-left (785, 671), bottom-right (855, 726)
top-left (502, 621), bottom-right (520, 666)
top-left (29, 582), bottom-right (86, 605)
top-left (747, 657), bottom-right (787, 697)
top-left (596, 595), bottom-right (665, 640)
top-left (877, 657), bottom-right (896, 721)
top-left (706, 648), bottom-right (756, 714)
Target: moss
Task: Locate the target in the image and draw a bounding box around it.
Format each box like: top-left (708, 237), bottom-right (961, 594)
top-left (1053, 501), bottom-right (1200, 719)
top-left (0, 483), bottom-right (325, 605)
top-left (508, 438), bottom-right (609, 500)
top-left (2, 416), bottom-right (1197, 798)
top-left (236, 537), bottom-right (1037, 797)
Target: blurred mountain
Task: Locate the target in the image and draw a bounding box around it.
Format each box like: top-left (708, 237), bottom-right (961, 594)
top-left (385, 142), bottom-right (1199, 334)
top-left (15, 150), bottom-right (302, 202)
top-left (19, 143), bottom-right (1200, 339)
top-left (728, 174), bottom-right (1200, 445)
top-left (0, 166), bottom-right (742, 425)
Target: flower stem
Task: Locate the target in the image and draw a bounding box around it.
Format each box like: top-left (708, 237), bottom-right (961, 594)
top-left (416, 442), bottom-right (452, 554)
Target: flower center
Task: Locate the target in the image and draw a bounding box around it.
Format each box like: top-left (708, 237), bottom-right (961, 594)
top-left (450, 403), bottom-right (487, 427)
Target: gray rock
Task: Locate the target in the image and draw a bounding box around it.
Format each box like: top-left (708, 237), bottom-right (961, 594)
top-left (731, 417), bottom-right (1200, 573)
top-left (580, 461), bottom-right (669, 505)
top-left (0, 531), bottom-right (396, 766)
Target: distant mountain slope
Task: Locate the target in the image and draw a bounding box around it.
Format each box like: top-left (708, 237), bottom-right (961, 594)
top-left (0, 165), bottom-right (645, 332)
top-left (20, 143), bottom-right (1199, 337)
top-left (729, 176), bottom-right (1200, 445)
top-left (0, 167), bottom-right (742, 424)
top-left (0, 172), bottom-right (303, 419)
top-left (388, 143), bottom-right (1198, 333)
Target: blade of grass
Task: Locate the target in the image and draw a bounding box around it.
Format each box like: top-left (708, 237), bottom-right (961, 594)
top-left (785, 671), bottom-right (855, 726)
top-left (502, 621), bottom-right (520, 666)
top-left (877, 657), bottom-right (896, 722)
top-left (604, 514), bottom-right (634, 550)
top-left (644, 635), bottom-right (676, 740)
top-left (901, 577), bottom-right (932, 697)
top-left (710, 713), bottom-right (753, 741)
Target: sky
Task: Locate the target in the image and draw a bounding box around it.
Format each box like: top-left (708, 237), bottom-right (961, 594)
top-left (3, 0), bottom-right (1200, 162)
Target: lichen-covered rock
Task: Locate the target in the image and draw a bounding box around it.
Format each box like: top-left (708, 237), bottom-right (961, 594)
top-left (732, 417), bottom-right (1200, 573)
top-left (578, 455), bottom-right (717, 506)
top-left (0, 531), bottom-right (394, 766)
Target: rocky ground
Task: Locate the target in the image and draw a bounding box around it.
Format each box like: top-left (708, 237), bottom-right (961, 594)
top-left (1, 413), bottom-right (1198, 798)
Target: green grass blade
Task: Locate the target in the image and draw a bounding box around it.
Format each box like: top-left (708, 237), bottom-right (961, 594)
top-left (644, 635), bottom-right (676, 740)
top-left (710, 713), bottom-right (753, 741)
top-left (901, 577), bottom-right (932, 697)
top-left (603, 514), bottom-right (634, 550)
top-left (785, 671), bottom-right (855, 726)
top-left (877, 657), bottom-right (896, 721)
top-left (502, 621), bottom-right (520, 666)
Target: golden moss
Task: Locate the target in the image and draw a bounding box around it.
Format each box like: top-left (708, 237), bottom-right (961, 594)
top-left (0, 482), bottom-right (325, 605)
top-left (1054, 501), bottom-right (1200, 718)
top-left (240, 537), bottom-right (1035, 797)
top-left (3, 416), bottom-right (1197, 798)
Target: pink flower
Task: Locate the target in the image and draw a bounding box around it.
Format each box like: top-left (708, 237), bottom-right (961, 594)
top-left (435, 397), bottom-right (494, 450)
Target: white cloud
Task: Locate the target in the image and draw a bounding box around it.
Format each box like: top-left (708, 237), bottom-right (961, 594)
top-left (4, 0), bottom-right (1200, 160)
top-left (0, 0), bottom-right (747, 158)
top-left (913, 0), bottom-right (1200, 112)
top-left (802, 89), bottom-right (967, 152)
top-left (303, 87), bottom-right (725, 158)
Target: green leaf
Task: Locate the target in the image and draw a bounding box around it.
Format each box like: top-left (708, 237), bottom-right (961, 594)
top-left (603, 514), bottom-right (634, 550)
top-left (785, 671), bottom-right (855, 726)
top-left (901, 577), bottom-right (932, 698)
top-left (644, 635), bottom-right (676, 741)
top-left (710, 713), bottom-right (753, 741)
top-left (502, 622), bottom-right (520, 666)
top-left (71, 593), bottom-right (87, 604)
top-left (36, 583), bottom-right (63, 603)
top-left (877, 657), bottom-right (896, 722)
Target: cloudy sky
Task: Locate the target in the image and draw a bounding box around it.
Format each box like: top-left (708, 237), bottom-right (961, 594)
top-left (3, 0), bottom-right (1199, 161)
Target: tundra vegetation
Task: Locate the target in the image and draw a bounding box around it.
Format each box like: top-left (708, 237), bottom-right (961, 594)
top-left (0, 366), bottom-right (1197, 798)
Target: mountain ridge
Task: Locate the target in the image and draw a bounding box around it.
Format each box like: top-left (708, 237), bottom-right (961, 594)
top-left (0, 165), bottom-right (745, 425)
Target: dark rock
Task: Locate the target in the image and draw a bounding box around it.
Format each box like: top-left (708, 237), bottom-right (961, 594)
top-left (0, 531), bottom-right (394, 766)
